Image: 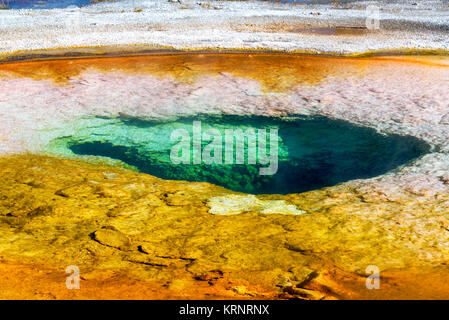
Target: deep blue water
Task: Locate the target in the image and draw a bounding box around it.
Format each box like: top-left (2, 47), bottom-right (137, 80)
top-left (64, 115), bottom-right (430, 194)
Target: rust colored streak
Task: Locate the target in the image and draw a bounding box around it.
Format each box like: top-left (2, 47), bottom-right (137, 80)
top-left (0, 53), bottom-right (374, 92)
top-left (0, 53), bottom-right (446, 92)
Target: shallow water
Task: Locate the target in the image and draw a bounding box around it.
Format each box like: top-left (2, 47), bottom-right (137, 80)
top-left (49, 115), bottom-right (430, 194)
top-left (3, 0), bottom-right (89, 9)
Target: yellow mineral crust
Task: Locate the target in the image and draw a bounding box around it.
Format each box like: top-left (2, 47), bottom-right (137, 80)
top-left (1, 154), bottom-right (449, 299)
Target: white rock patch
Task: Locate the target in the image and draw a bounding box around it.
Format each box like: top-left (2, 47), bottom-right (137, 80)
top-left (207, 194), bottom-right (305, 215)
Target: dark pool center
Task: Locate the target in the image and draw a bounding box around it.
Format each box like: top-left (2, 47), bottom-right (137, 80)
top-left (49, 115), bottom-right (430, 194)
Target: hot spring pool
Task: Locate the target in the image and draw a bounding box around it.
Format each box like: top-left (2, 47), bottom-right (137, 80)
top-left (46, 115), bottom-right (430, 194)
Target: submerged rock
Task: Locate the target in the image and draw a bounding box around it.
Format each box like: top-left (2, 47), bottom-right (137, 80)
top-left (92, 227), bottom-right (131, 251)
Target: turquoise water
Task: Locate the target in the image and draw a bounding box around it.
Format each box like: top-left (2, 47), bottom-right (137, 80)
top-left (48, 115), bottom-right (430, 194)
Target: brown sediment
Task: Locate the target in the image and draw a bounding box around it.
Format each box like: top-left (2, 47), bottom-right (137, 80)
top-left (230, 22), bottom-right (375, 36)
top-left (0, 51), bottom-right (447, 92)
top-left (304, 266), bottom-right (449, 300)
top-left (289, 26), bottom-right (372, 36)
top-left (0, 259), bottom-right (277, 300)
top-left (1, 260), bottom-right (448, 300)
top-left (1, 46), bottom-right (448, 64)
